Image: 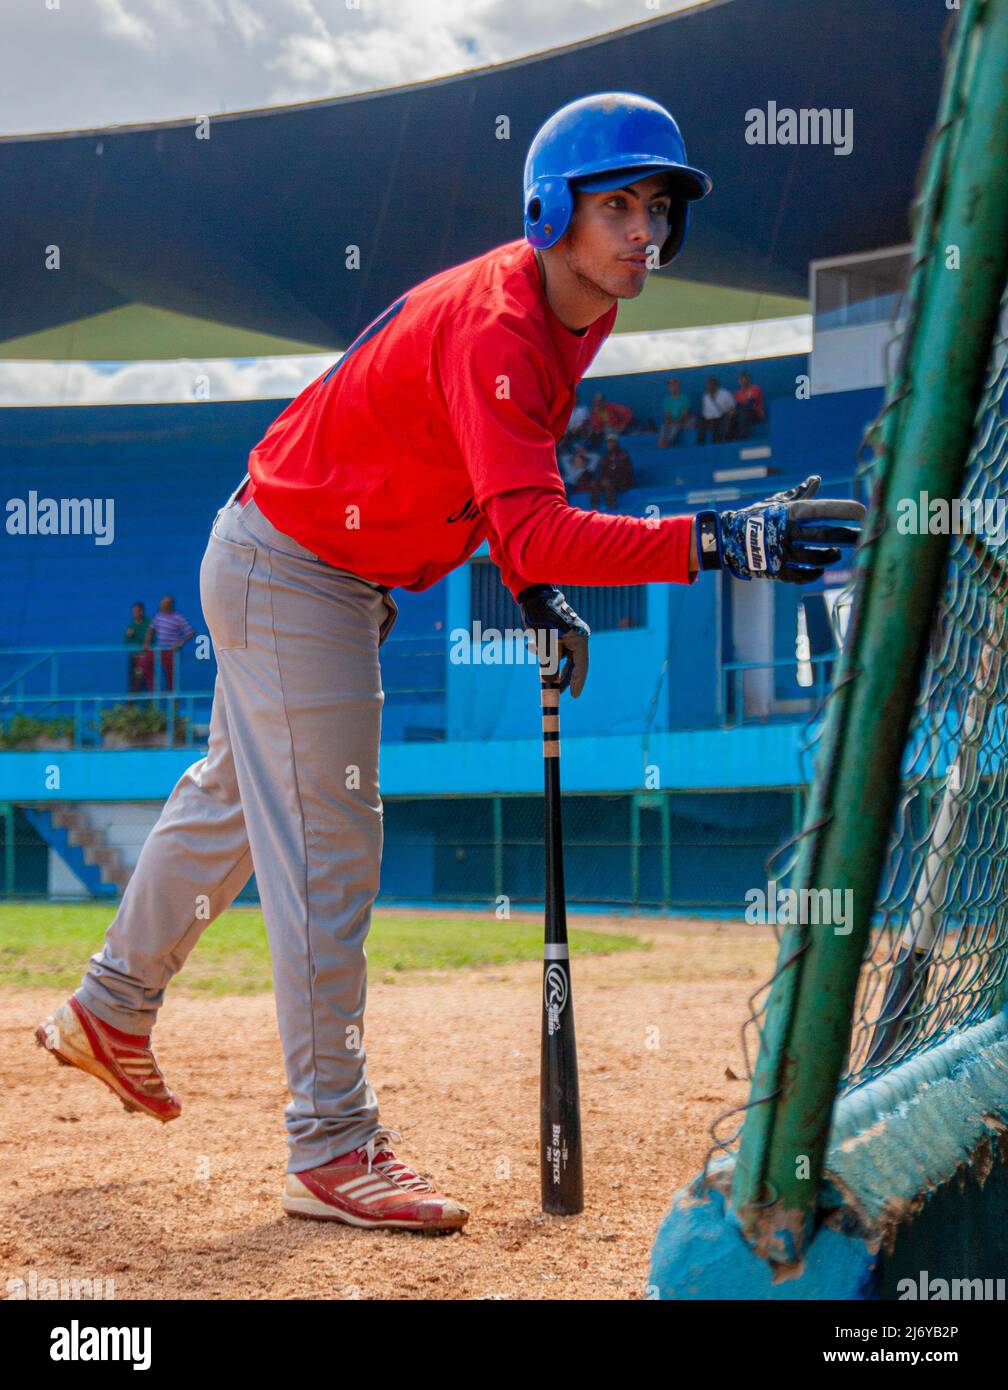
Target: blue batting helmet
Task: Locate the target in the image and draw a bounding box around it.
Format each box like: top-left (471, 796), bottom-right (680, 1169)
top-left (523, 93), bottom-right (712, 266)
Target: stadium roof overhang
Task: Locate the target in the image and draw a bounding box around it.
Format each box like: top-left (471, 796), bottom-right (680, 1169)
top-left (1, 0), bottom-right (949, 358)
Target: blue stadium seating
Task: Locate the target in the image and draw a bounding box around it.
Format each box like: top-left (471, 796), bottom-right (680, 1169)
top-left (0, 400), bottom-right (446, 739)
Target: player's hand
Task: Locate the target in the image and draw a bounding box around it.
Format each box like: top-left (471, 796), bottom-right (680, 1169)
top-left (694, 475), bottom-right (865, 584)
top-left (518, 584), bottom-right (590, 697)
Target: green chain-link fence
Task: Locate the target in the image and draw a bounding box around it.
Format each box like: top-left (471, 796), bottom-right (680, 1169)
top-left (380, 789), bottom-right (798, 909)
top-left (718, 0), bottom-right (1008, 1252)
top-left (0, 790), bottom-right (800, 910)
top-left (848, 312), bottom-right (1008, 1081)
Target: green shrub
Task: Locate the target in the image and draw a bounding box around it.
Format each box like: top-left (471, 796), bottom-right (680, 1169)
top-left (0, 715), bottom-right (75, 749)
top-left (99, 704), bottom-right (168, 739)
top-left (98, 704), bottom-right (190, 744)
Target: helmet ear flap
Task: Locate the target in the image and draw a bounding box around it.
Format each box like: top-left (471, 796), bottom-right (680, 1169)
top-left (524, 177), bottom-right (574, 250)
top-left (660, 201), bottom-right (691, 266)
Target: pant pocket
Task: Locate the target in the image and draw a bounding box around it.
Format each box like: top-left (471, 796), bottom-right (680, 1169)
top-left (201, 530), bottom-right (256, 651)
top-left (378, 590), bottom-right (399, 647)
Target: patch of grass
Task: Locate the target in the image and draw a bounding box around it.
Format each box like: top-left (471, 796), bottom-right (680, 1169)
top-left (0, 901), bottom-right (646, 995)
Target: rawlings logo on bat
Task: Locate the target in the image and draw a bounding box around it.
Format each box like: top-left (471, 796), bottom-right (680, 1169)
top-left (544, 962), bottom-right (569, 1035)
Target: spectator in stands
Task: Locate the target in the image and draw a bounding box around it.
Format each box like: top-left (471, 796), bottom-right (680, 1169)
top-left (125, 601), bottom-right (154, 696)
top-left (567, 400), bottom-right (592, 440)
top-left (589, 435), bottom-right (636, 510)
top-left (149, 595), bottom-right (195, 692)
top-left (657, 377), bottom-right (693, 448)
top-left (559, 441), bottom-right (600, 495)
top-left (589, 391), bottom-right (632, 444)
top-left (734, 371), bottom-right (766, 439)
top-left (698, 376), bottom-right (738, 444)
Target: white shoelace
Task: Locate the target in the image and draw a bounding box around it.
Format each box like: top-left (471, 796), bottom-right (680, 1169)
top-left (362, 1129), bottom-right (435, 1193)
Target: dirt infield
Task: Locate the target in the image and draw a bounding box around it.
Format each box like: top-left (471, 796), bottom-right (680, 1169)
top-left (0, 916), bottom-right (775, 1300)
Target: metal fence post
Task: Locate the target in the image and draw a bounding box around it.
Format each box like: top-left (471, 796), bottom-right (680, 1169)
top-left (492, 795), bottom-right (504, 903)
top-left (2, 802), bottom-right (15, 896)
top-left (630, 795), bottom-right (641, 909)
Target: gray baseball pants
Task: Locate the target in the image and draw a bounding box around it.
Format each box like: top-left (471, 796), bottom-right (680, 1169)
top-left (77, 485), bottom-right (399, 1172)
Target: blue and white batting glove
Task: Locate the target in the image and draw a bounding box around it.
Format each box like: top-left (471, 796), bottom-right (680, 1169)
top-left (694, 475), bottom-right (865, 584)
top-left (518, 584), bottom-right (591, 697)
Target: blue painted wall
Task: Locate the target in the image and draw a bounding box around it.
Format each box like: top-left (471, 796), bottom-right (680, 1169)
top-left (770, 385), bottom-right (882, 479)
top-left (0, 724), bottom-right (808, 801)
top-left (1, 371), bottom-right (871, 768)
top-left (0, 398), bottom-right (449, 742)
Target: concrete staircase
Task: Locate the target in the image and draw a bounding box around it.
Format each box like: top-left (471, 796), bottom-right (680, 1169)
top-left (46, 803), bottom-right (132, 895)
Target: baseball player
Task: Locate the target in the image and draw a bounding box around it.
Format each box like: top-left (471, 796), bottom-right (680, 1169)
top-left (35, 93), bottom-right (864, 1233)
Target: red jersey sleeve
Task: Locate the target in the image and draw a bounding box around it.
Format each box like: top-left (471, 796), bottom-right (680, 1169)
top-left (431, 312), bottom-right (566, 505)
top-left (483, 489), bottom-right (695, 599)
top-left (432, 314), bottom-right (695, 600)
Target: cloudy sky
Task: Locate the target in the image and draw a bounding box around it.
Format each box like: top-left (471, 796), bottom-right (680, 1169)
top-left (2, 0), bottom-right (702, 134)
top-left (2, 0), bottom-right (810, 403)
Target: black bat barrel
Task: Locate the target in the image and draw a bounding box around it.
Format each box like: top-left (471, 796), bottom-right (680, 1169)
top-left (540, 678), bottom-right (584, 1215)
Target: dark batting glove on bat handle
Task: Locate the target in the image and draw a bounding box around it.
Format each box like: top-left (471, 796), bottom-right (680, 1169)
top-left (518, 584), bottom-right (591, 698)
top-left (694, 475), bottom-right (866, 584)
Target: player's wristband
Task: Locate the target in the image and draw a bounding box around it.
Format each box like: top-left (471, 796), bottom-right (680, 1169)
top-left (694, 510), bottom-right (723, 572)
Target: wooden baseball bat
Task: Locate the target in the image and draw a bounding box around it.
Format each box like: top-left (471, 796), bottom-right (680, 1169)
top-left (539, 676), bottom-right (584, 1215)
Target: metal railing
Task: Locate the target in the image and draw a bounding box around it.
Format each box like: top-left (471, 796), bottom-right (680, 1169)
top-left (0, 634), bottom-right (451, 750)
top-left (0, 644), bottom-right (206, 747)
top-left (0, 690), bottom-right (209, 749)
top-left (720, 653), bottom-right (836, 728)
top-left (0, 638), bottom-right (833, 749)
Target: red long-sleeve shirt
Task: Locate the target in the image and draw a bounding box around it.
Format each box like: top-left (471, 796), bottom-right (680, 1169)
top-left (248, 239), bottom-right (693, 598)
top-left (735, 383), bottom-right (766, 420)
top-left (590, 400), bottom-right (633, 434)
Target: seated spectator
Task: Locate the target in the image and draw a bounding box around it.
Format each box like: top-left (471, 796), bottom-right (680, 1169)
top-left (698, 376), bottom-right (738, 444)
top-left (567, 401), bottom-right (592, 440)
top-left (589, 435), bottom-right (636, 510)
top-left (589, 392), bottom-right (633, 444)
top-left (559, 442), bottom-right (600, 494)
top-left (150, 595), bottom-right (195, 691)
top-left (734, 371), bottom-right (766, 439)
top-left (658, 377), bottom-right (693, 448)
top-left (125, 601), bottom-right (154, 695)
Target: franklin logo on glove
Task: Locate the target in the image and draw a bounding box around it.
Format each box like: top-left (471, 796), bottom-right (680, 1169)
top-left (745, 516), bottom-right (767, 574)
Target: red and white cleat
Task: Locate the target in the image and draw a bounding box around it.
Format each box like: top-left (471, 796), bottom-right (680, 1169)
top-left (34, 996), bottom-right (181, 1123)
top-left (283, 1130), bottom-right (469, 1232)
